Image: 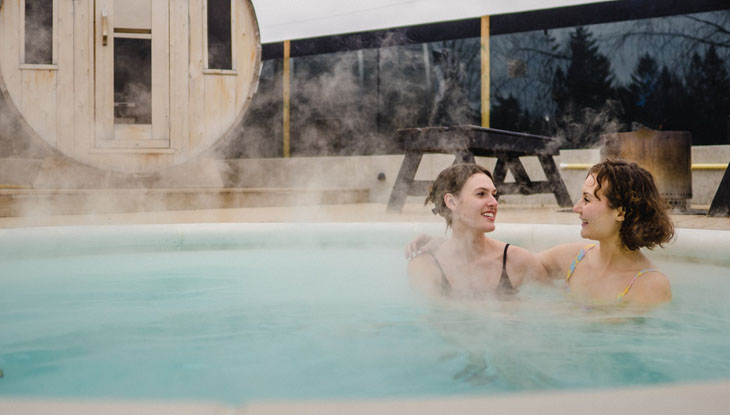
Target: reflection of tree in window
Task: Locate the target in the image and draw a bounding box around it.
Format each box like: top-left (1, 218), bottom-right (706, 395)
top-left (208, 0), bottom-right (232, 70)
top-left (25, 0), bottom-right (53, 64)
top-left (114, 38), bottom-right (152, 125)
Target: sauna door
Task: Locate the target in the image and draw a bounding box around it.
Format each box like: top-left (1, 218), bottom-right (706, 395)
top-left (94, 0), bottom-right (169, 148)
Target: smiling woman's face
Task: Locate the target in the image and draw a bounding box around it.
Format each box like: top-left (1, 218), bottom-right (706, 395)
top-left (447, 173), bottom-right (498, 233)
top-left (572, 174), bottom-right (623, 241)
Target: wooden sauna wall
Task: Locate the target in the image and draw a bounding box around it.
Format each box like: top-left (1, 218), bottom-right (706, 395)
top-left (189, 0), bottom-right (260, 159)
top-left (1, 0), bottom-right (260, 170)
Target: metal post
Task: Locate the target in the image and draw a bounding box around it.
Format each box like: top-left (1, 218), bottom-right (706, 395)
top-left (283, 40), bottom-right (291, 158)
top-left (481, 16), bottom-right (490, 128)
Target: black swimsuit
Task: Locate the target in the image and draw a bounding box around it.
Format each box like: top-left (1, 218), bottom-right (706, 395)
top-left (426, 243), bottom-right (516, 296)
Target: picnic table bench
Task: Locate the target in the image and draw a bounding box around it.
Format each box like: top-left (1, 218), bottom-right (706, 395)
top-left (386, 125), bottom-right (573, 212)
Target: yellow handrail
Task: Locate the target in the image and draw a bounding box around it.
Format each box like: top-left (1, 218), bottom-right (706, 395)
top-left (0, 184), bottom-right (31, 189)
top-left (559, 163), bottom-right (728, 171)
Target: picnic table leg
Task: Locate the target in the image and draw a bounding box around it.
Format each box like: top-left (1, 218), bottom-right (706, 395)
top-left (492, 157), bottom-right (507, 184)
top-left (453, 150), bottom-right (475, 164)
top-left (492, 157), bottom-right (507, 201)
top-left (505, 157), bottom-right (532, 190)
top-left (387, 151), bottom-right (424, 213)
top-left (708, 165), bottom-right (730, 217)
top-left (496, 156), bottom-right (537, 196)
top-left (538, 154), bottom-right (573, 207)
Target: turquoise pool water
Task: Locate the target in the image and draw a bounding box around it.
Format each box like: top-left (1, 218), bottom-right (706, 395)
top-left (1, 225), bottom-right (729, 404)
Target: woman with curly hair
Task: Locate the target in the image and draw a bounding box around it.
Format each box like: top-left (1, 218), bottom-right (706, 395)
top-left (537, 159), bottom-right (674, 308)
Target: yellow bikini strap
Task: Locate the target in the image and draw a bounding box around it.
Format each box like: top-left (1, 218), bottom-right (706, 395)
top-left (565, 244), bottom-right (596, 282)
top-left (616, 268), bottom-right (659, 302)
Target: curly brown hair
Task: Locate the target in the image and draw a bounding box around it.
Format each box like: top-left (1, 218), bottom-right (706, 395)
top-left (589, 159), bottom-right (674, 250)
top-left (425, 163), bottom-right (494, 229)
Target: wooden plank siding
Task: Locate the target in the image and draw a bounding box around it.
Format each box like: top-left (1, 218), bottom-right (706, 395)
top-left (21, 69), bottom-right (57, 145)
top-left (204, 74), bottom-right (236, 143)
top-left (56, 0), bottom-right (74, 153)
top-left (73, 0), bottom-right (94, 154)
top-left (94, 0), bottom-right (114, 142)
top-left (151, 0), bottom-right (169, 142)
top-left (189, 0), bottom-right (206, 152)
top-left (235, 0), bottom-right (258, 112)
top-left (170, 0), bottom-right (190, 154)
top-left (1, 0), bottom-right (22, 112)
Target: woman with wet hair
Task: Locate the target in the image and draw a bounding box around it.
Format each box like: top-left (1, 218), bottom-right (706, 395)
top-left (538, 159), bottom-right (674, 308)
top-left (407, 163), bottom-right (548, 299)
top-left (407, 159), bottom-right (674, 308)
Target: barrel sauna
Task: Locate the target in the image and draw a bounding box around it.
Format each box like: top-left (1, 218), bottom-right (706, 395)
top-left (0, 0), bottom-right (261, 173)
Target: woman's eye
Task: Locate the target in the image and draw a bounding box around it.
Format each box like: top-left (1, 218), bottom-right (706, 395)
top-left (476, 192), bottom-right (485, 196)
top-left (583, 197), bottom-right (589, 203)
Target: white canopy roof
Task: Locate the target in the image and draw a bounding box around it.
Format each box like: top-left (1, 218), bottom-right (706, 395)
top-left (251, 0), bottom-right (617, 43)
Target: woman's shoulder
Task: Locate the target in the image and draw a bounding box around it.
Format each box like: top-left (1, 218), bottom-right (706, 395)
top-left (505, 244), bottom-right (537, 262)
top-left (623, 268), bottom-right (672, 306)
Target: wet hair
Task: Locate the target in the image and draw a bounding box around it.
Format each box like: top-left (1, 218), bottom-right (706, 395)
top-left (425, 163), bottom-right (493, 229)
top-left (588, 159), bottom-right (674, 250)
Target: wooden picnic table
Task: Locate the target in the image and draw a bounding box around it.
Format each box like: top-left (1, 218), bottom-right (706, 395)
top-left (708, 165), bottom-right (730, 217)
top-left (386, 125), bottom-right (573, 212)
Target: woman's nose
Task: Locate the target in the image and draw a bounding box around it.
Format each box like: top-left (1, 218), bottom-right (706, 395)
top-left (572, 200), bottom-right (581, 213)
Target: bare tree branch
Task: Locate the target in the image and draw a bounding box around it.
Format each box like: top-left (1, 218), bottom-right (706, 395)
top-left (684, 14), bottom-right (730, 38)
top-left (617, 31), bottom-right (730, 49)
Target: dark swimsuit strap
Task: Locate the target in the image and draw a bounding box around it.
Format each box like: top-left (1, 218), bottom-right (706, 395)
top-left (425, 251), bottom-right (451, 292)
top-left (426, 243), bottom-right (515, 294)
top-left (497, 244), bottom-right (516, 294)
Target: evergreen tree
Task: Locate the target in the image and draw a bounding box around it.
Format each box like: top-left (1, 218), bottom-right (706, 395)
top-left (685, 46), bottom-right (730, 145)
top-left (552, 27), bottom-right (617, 147)
top-left (620, 55), bottom-right (692, 132)
top-left (653, 65), bottom-right (690, 131)
top-left (620, 54), bottom-right (660, 129)
top-left (491, 94), bottom-right (531, 132)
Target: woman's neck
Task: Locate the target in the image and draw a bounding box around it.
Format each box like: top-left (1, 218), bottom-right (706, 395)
top-left (449, 222), bottom-right (491, 259)
top-left (596, 234), bottom-right (643, 271)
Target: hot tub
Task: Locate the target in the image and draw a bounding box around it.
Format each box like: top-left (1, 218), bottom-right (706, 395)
top-left (0, 223), bottom-right (729, 411)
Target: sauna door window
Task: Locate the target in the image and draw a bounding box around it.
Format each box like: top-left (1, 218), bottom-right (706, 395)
top-left (94, 0), bottom-right (169, 148)
top-left (23, 0), bottom-right (54, 65)
top-left (206, 0), bottom-right (233, 70)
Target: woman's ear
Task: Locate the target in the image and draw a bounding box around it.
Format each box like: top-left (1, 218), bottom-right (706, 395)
top-left (444, 193), bottom-right (457, 209)
top-left (616, 207), bottom-right (625, 222)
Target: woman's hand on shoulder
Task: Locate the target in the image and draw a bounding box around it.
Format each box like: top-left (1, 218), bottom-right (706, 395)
top-left (404, 234), bottom-right (444, 260)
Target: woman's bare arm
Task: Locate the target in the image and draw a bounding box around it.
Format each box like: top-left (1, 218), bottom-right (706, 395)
top-left (536, 242), bottom-right (586, 280)
top-left (407, 253), bottom-right (446, 298)
top-left (505, 245), bottom-right (550, 285)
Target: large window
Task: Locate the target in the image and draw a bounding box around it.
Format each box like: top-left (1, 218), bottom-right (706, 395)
top-left (207, 0), bottom-right (233, 70)
top-left (491, 10), bottom-right (730, 147)
top-left (24, 0), bottom-right (53, 65)
top-left (227, 8), bottom-right (730, 159)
